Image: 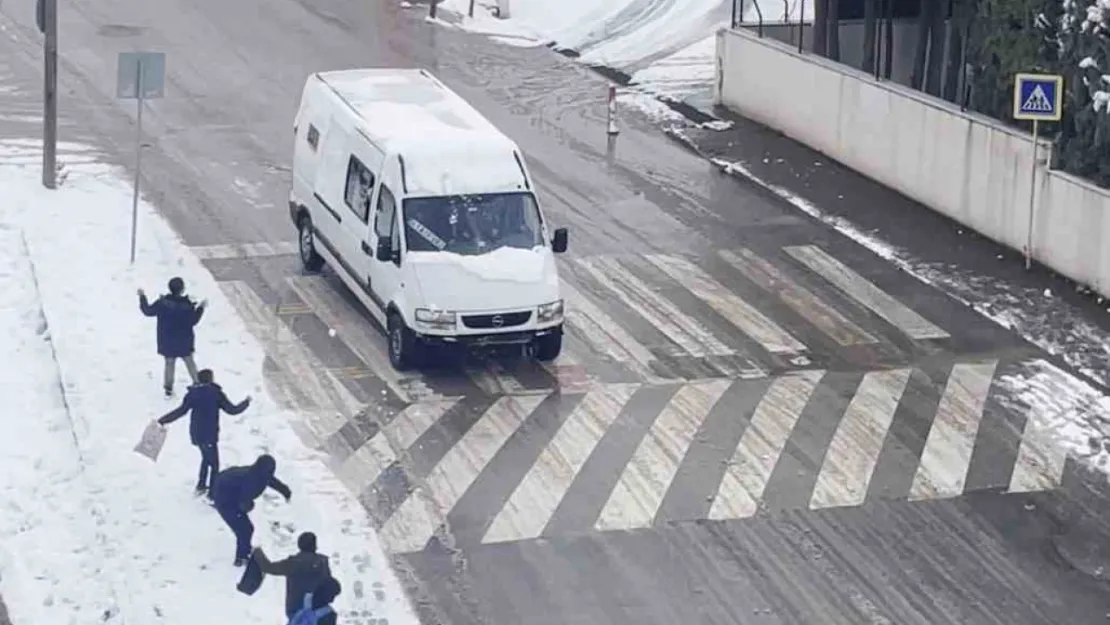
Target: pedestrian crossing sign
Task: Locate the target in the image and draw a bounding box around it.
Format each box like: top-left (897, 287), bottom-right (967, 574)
top-left (1013, 73), bottom-right (1063, 121)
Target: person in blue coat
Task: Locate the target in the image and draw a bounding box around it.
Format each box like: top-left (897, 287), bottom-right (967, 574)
top-left (210, 454), bottom-right (292, 566)
top-left (157, 368), bottom-right (251, 497)
top-left (139, 276), bottom-right (207, 397)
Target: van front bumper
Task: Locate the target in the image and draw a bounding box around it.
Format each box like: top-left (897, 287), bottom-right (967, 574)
top-left (414, 324), bottom-right (562, 348)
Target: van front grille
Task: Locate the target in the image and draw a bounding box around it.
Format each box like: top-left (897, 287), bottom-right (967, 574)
top-left (461, 311), bottom-right (532, 329)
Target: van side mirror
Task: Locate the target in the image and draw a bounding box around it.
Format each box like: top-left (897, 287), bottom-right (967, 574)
top-left (551, 228), bottom-right (568, 254)
top-left (376, 239), bottom-right (392, 262)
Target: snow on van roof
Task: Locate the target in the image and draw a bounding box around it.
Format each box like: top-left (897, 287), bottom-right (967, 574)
top-left (317, 69), bottom-right (530, 197)
top-left (318, 69), bottom-right (506, 149)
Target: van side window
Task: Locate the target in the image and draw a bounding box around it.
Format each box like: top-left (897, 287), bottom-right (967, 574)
top-left (343, 157), bottom-right (374, 223)
top-left (375, 185), bottom-right (396, 241)
top-left (306, 125), bottom-right (319, 151)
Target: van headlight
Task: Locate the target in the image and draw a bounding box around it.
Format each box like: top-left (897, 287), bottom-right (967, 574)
top-left (415, 308), bottom-right (456, 329)
top-left (537, 300), bottom-right (564, 323)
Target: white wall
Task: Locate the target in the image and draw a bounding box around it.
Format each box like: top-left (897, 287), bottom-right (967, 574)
top-left (714, 27), bottom-right (1110, 296)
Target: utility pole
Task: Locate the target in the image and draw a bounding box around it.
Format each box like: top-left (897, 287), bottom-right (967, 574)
top-left (40, 0), bottom-right (58, 189)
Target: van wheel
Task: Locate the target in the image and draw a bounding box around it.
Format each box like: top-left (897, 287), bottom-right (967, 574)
top-left (388, 312), bottom-right (420, 371)
top-left (533, 331), bottom-right (562, 362)
top-left (298, 216), bottom-right (325, 272)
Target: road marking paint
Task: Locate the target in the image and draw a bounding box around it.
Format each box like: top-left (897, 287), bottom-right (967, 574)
top-left (810, 368), bottom-right (911, 509)
top-left (719, 248), bottom-right (878, 346)
top-left (595, 379), bottom-right (732, 531)
top-left (287, 276), bottom-right (447, 403)
top-left (1009, 416), bottom-right (1069, 494)
top-left (276, 303), bottom-right (313, 316)
top-left (560, 279), bottom-right (662, 382)
top-left (645, 253), bottom-right (805, 354)
top-left (709, 370), bottom-right (824, 520)
top-left (576, 256), bottom-right (733, 358)
top-left (219, 281), bottom-right (358, 441)
top-left (377, 394), bottom-right (548, 553)
top-left (910, 361), bottom-right (998, 500)
top-left (190, 240), bottom-right (299, 260)
top-left (784, 245), bottom-right (950, 340)
top-left (333, 400), bottom-right (459, 494)
top-left (483, 384), bottom-right (640, 544)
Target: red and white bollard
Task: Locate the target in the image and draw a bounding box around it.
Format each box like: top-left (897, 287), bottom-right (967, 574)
top-left (607, 85), bottom-right (620, 136)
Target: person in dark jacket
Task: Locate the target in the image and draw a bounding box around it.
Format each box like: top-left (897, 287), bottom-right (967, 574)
top-left (291, 577), bottom-right (341, 625)
top-left (210, 454), bottom-right (292, 566)
top-left (139, 276), bottom-right (207, 397)
top-left (253, 532), bottom-right (332, 619)
top-left (157, 368), bottom-right (251, 497)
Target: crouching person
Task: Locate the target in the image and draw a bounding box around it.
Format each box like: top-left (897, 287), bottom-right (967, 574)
top-left (210, 454), bottom-right (292, 566)
top-left (288, 576), bottom-right (341, 625)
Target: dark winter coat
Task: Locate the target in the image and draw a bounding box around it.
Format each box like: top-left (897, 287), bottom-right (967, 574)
top-left (157, 382), bottom-right (249, 445)
top-left (255, 549), bottom-right (332, 618)
top-left (210, 456), bottom-right (291, 512)
top-left (305, 580), bottom-right (340, 625)
top-left (139, 292), bottom-right (204, 358)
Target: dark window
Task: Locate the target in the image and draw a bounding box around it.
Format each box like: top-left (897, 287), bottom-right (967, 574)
top-left (403, 192), bottom-right (542, 256)
top-left (306, 125), bottom-right (320, 151)
top-left (343, 157), bottom-right (374, 222)
top-left (375, 185), bottom-right (396, 240)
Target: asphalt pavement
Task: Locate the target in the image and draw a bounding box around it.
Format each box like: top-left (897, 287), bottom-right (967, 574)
top-left (2, 0), bottom-right (1110, 622)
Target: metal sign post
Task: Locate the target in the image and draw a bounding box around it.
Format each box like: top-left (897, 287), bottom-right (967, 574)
top-left (38, 0), bottom-right (58, 189)
top-left (116, 52), bottom-right (166, 264)
top-left (1012, 73), bottom-right (1063, 270)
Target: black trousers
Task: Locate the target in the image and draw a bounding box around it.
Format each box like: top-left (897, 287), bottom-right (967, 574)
top-left (215, 501), bottom-right (254, 560)
top-left (196, 442), bottom-right (220, 490)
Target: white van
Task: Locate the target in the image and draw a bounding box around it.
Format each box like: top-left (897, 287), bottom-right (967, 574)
top-left (289, 69), bottom-right (569, 371)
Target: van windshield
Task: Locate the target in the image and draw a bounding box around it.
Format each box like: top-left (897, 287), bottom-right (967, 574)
top-left (402, 192), bottom-right (544, 256)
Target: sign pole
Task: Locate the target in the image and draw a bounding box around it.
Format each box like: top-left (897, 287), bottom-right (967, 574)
top-left (42, 0), bottom-right (58, 189)
top-left (130, 60), bottom-right (144, 265)
top-left (1025, 119), bottom-right (1039, 270)
top-left (1012, 73), bottom-right (1062, 272)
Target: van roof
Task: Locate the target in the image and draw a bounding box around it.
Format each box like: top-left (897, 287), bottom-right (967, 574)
top-left (315, 68), bottom-right (530, 197)
top-left (317, 69), bottom-right (512, 153)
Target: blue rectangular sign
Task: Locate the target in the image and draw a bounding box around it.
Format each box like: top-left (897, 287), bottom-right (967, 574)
top-left (1013, 73), bottom-right (1063, 121)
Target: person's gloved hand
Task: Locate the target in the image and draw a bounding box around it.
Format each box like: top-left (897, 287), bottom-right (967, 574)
top-left (242, 500), bottom-right (255, 513)
top-left (284, 490), bottom-right (292, 503)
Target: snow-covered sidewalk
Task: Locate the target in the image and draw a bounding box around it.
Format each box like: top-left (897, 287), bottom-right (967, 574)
top-left (0, 142), bottom-right (417, 625)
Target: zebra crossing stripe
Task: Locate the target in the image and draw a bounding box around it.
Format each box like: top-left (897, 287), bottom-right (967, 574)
top-left (333, 400), bottom-right (459, 493)
top-left (483, 384), bottom-right (640, 544)
top-left (190, 241), bottom-right (299, 260)
top-left (709, 370), bottom-right (824, 520)
top-left (286, 276), bottom-right (449, 403)
top-left (718, 248), bottom-right (878, 346)
top-left (784, 245), bottom-right (950, 340)
top-left (910, 361), bottom-right (998, 500)
top-left (810, 368), bottom-right (911, 510)
top-left (560, 280), bottom-right (662, 382)
top-left (575, 256), bottom-right (733, 358)
top-left (219, 280), bottom-right (357, 443)
top-left (595, 379), bottom-right (732, 531)
top-left (644, 253), bottom-right (806, 354)
top-left (1007, 360), bottom-right (1075, 494)
top-left (377, 394), bottom-right (549, 554)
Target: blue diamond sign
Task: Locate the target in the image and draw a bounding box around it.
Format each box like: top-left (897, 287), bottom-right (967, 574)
top-left (1013, 73), bottom-right (1063, 121)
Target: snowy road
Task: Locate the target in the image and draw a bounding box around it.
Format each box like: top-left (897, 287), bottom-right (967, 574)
top-left (2, 0), bottom-right (1110, 623)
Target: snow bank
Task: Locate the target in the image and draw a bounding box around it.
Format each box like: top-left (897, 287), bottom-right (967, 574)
top-left (995, 359), bottom-right (1110, 473)
top-left (434, 0), bottom-right (728, 107)
top-left (0, 224), bottom-right (118, 622)
top-left (0, 147), bottom-right (418, 625)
